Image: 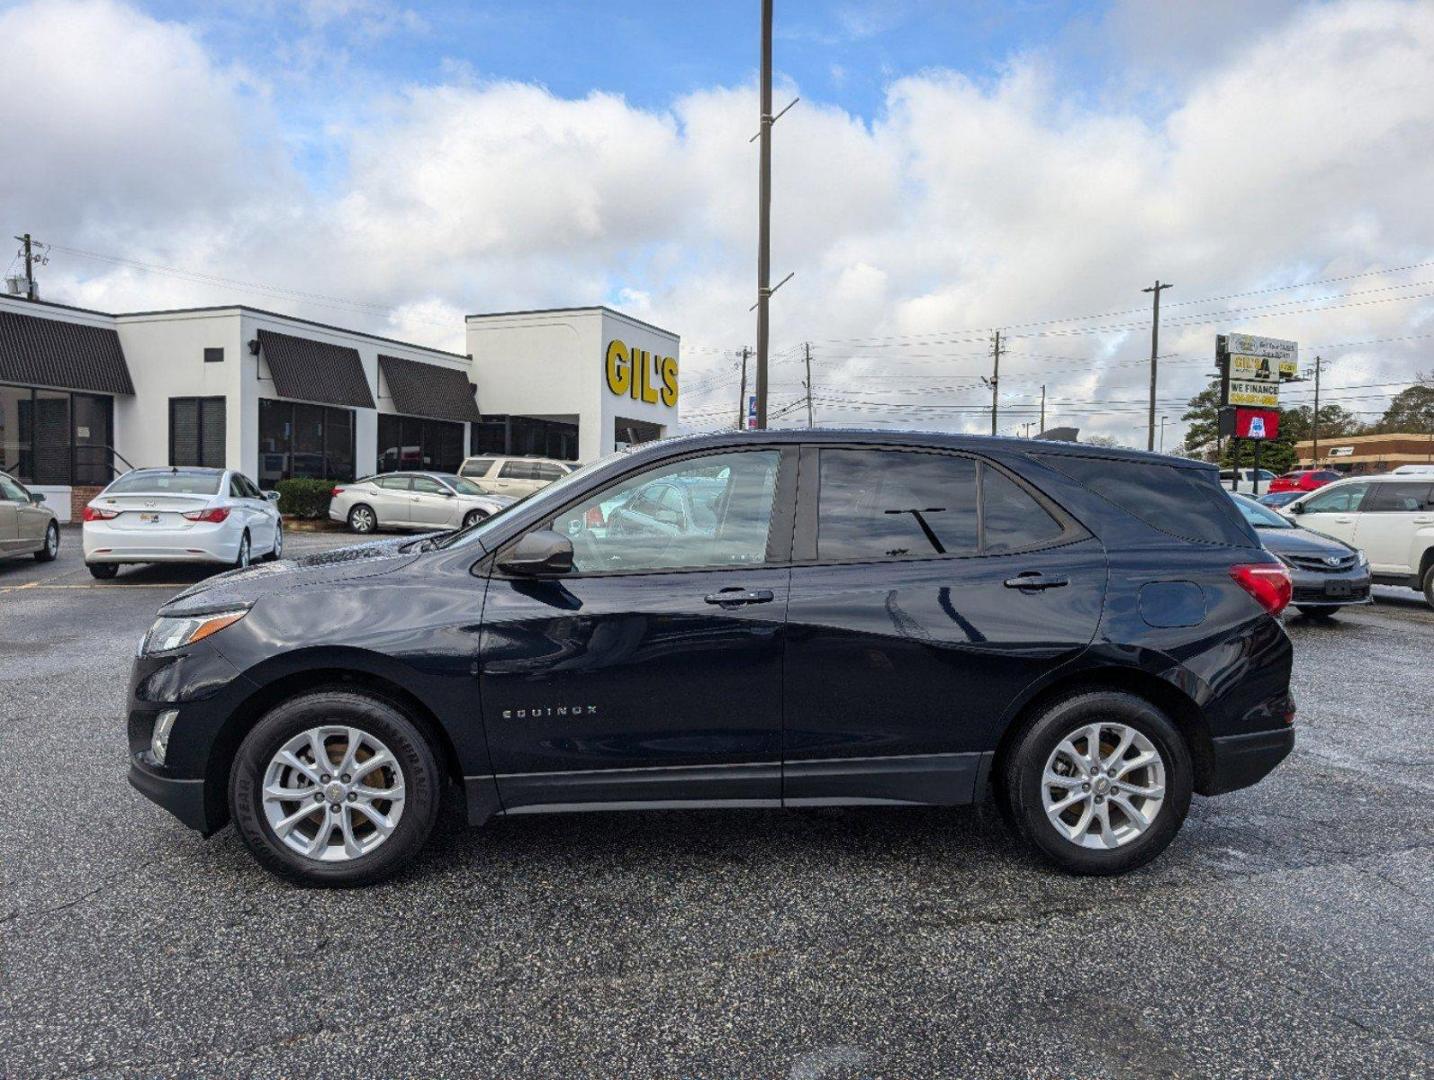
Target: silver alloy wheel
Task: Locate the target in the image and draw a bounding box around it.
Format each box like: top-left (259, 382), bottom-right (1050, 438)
top-left (463, 509), bottom-right (487, 528)
top-left (351, 506), bottom-right (375, 533)
top-left (1041, 722), bottom-right (1166, 850)
top-left (272, 523), bottom-right (283, 559)
top-left (236, 533), bottom-right (250, 568)
top-left (261, 726), bottom-right (407, 862)
top-left (45, 523), bottom-right (58, 557)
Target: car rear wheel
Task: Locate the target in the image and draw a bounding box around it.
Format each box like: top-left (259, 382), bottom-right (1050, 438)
top-left (1296, 605), bottom-right (1337, 621)
top-left (87, 562), bottom-right (118, 579)
top-left (1003, 690), bottom-right (1192, 875)
top-left (1422, 564), bottom-right (1434, 610)
top-left (35, 521), bottom-right (59, 562)
top-left (229, 691), bottom-right (441, 886)
top-left (348, 504), bottom-right (377, 534)
top-left (462, 509), bottom-right (489, 529)
top-left (234, 530), bottom-right (251, 570)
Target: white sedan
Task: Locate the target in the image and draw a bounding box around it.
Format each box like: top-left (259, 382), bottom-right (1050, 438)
top-left (329, 472), bottom-right (515, 534)
top-left (83, 467), bottom-right (282, 579)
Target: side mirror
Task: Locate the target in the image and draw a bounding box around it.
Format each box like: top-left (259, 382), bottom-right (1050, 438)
top-left (264, 491), bottom-right (280, 503)
top-left (30, 492), bottom-right (45, 505)
top-left (497, 529), bottom-right (574, 576)
top-left (1291, 501), bottom-right (1305, 514)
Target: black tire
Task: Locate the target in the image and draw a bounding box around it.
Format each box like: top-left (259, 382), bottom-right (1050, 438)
top-left (462, 509), bottom-right (488, 529)
top-left (229, 690), bottom-right (441, 887)
top-left (1296, 606), bottom-right (1337, 621)
top-left (87, 562), bottom-right (119, 579)
top-left (1002, 690), bottom-right (1193, 876)
top-left (264, 521), bottom-right (283, 562)
top-left (1423, 563), bottom-right (1434, 610)
top-left (35, 521), bottom-right (59, 562)
top-left (348, 504), bottom-right (377, 534)
top-left (234, 530), bottom-right (252, 570)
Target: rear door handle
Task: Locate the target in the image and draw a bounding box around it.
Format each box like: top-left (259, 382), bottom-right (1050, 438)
top-left (704, 587), bottom-right (775, 607)
top-left (1004, 571), bottom-right (1069, 591)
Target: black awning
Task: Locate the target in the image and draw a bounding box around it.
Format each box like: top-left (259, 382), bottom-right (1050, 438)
top-left (0, 308), bottom-right (135, 394)
top-left (257, 329), bottom-right (375, 409)
top-left (378, 354), bottom-right (481, 423)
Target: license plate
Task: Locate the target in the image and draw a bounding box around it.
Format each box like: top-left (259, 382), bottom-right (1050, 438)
top-left (139, 513), bottom-right (161, 524)
top-left (1324, 581), bottom-right (1352, 597)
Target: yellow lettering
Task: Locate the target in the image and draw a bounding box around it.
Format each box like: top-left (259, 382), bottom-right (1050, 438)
top-left (605, 339), bottom-right (630, 396)
top-left (641, 349), bottom-right (659, 404)
top-left (630, 348), bottom-right (644, 400)
top-left (660, 356), bottom-right (678, 407)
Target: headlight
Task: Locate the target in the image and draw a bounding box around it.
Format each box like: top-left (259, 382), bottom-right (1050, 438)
top-left (1356, 549), bottom-right (1369, 567)
top-left (143, 607), bottom-right (249, 654)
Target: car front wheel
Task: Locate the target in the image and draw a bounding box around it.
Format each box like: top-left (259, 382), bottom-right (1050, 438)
top-left (229, 691), bottom-right (441, 886)
top-left (36, 521), bottom-right (59, 562)
top-left (1003, 690), bottom-right (1192, 875)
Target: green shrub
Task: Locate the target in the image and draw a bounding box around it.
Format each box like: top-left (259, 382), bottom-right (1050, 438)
top-left (275, 478), bottom-right (337, 519)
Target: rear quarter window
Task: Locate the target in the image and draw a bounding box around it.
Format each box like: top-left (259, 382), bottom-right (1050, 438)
top-left (1034, 454), bottom-right (1252, 546)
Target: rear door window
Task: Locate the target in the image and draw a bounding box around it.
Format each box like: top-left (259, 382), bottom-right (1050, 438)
top-left (817, 450), bottom-right (979, 559)
top-left (1035, 454), bottom-right (1250, 546)
top-left (460, 458), bottom-right (494, 479)
top-left (981, 467), bottom-right (1066, 553)
top-left (377, 475), bottom-right (412, 491)
top-left (1362, 482), bottom-right (1433, 512)
top-left (500, 461), bottom-right (535, 480)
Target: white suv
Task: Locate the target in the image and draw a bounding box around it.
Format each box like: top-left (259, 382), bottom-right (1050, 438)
top-left (457, 455), bottom-right (574, 498)
top-left (1281, 472), bottom-right (1434, 608)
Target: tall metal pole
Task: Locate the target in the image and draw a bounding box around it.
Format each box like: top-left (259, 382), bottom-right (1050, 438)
top-left (754, 0), bottom-right (773, 429)
top-left (1311, 354), bottom-right (1322, 465)
top-left (988, 330), bottom-right (1002, 436)
top-left (803, 341), bottom-right (814, 429)
top-left (1142, 279), bottom-right (1173, 451)
top-left (737, 347), bottom-right (750, 430)
top-left (1039, 384), bottom-right (1046, 434)
top-left (14, 233), bottom-right (35, 300)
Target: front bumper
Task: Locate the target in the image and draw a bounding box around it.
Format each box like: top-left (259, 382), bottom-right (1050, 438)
top-left (1286, 565), bottom-right (1371, 607)
top-left (1206, 727), bottom-right (1295, 795)
top-left (129, 755), bottom-right (217, 834)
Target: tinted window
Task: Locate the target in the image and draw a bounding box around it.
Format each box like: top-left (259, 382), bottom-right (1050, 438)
top-left (377, 475), bottom-right (412, 491)
top-left (1301, 482), bottom-right (1368, 514)
top-left (1037, 455), bottom-right (1250, 546)
top-left (460, 458), bottom-right (494, 478)
top-left (982, 466), bottom-right (1066, 552)
top-left (411, 476), bottom-right (445, 494)
top-left (533, 462), bottom-right (566, 480)
top-left (1231, 493), bottom-right (1293, 529)
top-left (106, 469), bottom-right (222, 496)
top-left (551, 450), bottom-right (780, 573)
top-left (0, 474), bottom-right (28, 502)
top-left (499, 461), bottom-right (534, 480)
top-left (1362, 482), bottom-right (1432, 512)
top-left (818, 450), bottom-right (978, 559)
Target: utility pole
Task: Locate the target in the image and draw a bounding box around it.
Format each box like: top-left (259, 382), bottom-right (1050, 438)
top-left (802, 342), bottom-right (814, 429)
top-left (1310, 354), bottom-right (1322, 465)
top-left (982, 330), bottom-right (1002, 436)
top-left (1142, 279), bottom-right (1173, 451)
top-left (753, 0), bottom-right (774, 429)
top-left (14, 233), bottom-right (36, 300)
top-left (737, 346), bottom-right (750, 430)
top-left (1160, 415), bottom-right (1169, 453)
top-left (1039, 384), bottom-right (1046, 434)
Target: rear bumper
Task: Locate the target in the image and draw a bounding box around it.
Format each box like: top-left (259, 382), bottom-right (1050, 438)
top-left (1205, 727), bottom-right (1295, 796)
top-left (85, 526), bottom-right (240, 564)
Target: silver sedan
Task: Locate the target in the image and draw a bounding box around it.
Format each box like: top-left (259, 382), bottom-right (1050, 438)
top-left (329, 472), bottom-right (515, 534)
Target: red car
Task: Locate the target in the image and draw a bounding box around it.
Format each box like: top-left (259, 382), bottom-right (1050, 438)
top-left (1268, 468), bottom-right (1341, 494)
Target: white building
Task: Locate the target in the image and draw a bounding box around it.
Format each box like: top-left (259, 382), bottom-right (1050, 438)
top-left (0, 295), bottom-right (679, 520)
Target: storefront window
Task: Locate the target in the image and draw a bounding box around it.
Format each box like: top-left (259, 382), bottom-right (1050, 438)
top-left (471, 414), bottom-right (577, 461)
top-left (258, 399), bottom-right (356, 483)
top-left (376, 414), bottom-right (466, 474)
top-left (0, 384), bottom-right (114, 485)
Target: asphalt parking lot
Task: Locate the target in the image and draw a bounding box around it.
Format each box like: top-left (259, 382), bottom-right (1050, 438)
top-left (2, 527), bottom-right (1431, 1079)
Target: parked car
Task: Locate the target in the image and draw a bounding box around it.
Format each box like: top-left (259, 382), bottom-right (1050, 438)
top-left (1257, 490), bottom-right (1304, 509)
top-left (1268, 468), bottom-right (1341, 494)
top-left (0, 470), bottom-right (59, 564)
top-left (1280, 473), bottom-right (1434, 608)
top-left (329, 472), bottom-right (514, 534)
top-left (457, 455), bottom-right (574, 498)
top-left (1219, 467), bottom-right (1275, 492)
top-left (1229, 493), bottom-right (1369, 619)
top-left (82, 467), bottom-right (281, 579)
top-left (126, 432), bottom-right (1295, 886)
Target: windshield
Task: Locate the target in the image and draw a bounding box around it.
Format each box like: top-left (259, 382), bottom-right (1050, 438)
top-left (434, 474), bottom-right (487, 497)
top-left (432, 453), bottom-right (615, 549)
top-left (1231, 493), bottom-right (1292, 528)
top-left (105, 469), bottom-right (223, 496)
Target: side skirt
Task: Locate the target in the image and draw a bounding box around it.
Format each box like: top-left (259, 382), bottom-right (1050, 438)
top-left (462, 752), bottom-right (992, 826)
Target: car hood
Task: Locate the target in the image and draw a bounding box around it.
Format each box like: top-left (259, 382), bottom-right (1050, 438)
top-left (1255, 526), bottom-right (1356, 557)
top-left (159, 535), bottom-right (423, 615)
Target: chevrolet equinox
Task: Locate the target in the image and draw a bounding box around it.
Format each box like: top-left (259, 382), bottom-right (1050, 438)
top-left (127, 431), bottom-right (1296, 885)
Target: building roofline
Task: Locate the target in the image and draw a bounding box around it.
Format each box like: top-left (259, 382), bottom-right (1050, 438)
top-left (0, 295), bottom-right (469, 362)
top-left (465, 305), bottom-right (678, 340)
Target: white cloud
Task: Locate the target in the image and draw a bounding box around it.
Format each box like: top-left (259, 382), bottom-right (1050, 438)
top-left (4, 0), bottom-right (1433, 443)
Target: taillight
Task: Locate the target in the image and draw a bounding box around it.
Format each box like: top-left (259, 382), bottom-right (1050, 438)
top-left (182, 507), bottom-right (231, 523)
top-left (331, 487), bottom-right (345, 497)
top-left (83, 506), bottom-right (118, 521)
top-left (1230, 563), bottom-right (1292, 616)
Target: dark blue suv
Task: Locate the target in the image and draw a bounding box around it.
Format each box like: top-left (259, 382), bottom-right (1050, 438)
top-left (127, 432), bottom-right (1296, 885)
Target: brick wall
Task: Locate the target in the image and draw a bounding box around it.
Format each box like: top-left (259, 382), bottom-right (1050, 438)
top-left (70, 485), bottom-right (104, 521)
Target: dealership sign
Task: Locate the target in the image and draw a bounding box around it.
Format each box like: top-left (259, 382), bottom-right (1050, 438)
top-left (1218, 333), bottom-right (1298, 409)
top-left (605, 339), bottom-right (678, 407)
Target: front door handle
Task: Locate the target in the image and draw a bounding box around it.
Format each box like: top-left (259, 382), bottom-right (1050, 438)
top-left (704, 587), bottom-right (775, 607)
top-left (1004, 571), bottom-right (1069, 591)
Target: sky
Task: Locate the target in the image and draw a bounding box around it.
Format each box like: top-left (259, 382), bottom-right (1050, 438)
top-left (2, 0), bottom-right (1432, 445)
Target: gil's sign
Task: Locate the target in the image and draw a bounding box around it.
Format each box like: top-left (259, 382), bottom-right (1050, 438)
top-left (1218, 333), bottom-right (1298, 409)
top-left (606, 339), bottom-right (678, 407)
